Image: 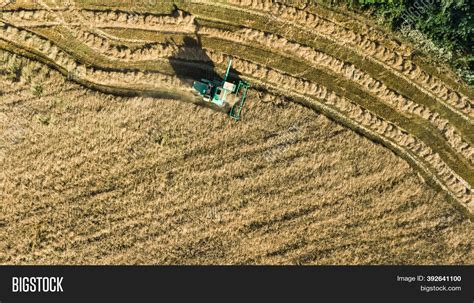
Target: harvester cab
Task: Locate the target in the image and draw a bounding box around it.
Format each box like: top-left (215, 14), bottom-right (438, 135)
top-left (192, 59), bottom-right (250, 121)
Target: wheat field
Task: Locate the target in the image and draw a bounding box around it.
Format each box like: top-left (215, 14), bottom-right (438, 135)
top-left (0, 0), bottom-right (472, 264)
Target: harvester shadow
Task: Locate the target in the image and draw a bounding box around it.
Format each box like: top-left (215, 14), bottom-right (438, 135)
top-left (168, 13), bottom-right (221, 88)
top-left (227, 65), bottom-right (243, 85)
top-left (168, 36), bottom-right (222, 84)
top-left (169, 36), bottom-right (226, 114)
top-left (168, 16), bottom-right (244, 115)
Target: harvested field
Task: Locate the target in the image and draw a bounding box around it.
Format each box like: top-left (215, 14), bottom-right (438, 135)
top-left (0, 0), bottom-right (472, 264)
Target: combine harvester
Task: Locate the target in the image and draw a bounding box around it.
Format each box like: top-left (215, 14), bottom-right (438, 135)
top-left (192, 59), bottom-right (250, 121)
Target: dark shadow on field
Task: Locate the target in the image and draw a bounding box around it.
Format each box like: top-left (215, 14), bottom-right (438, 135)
top-left (168, 8), bottom-right (221, 86)
top-left (169, 36), bottom-right (222, 84)
top-left (167, 9), bottom-right (245, 114)
top-left (226, 65), bottom-right (243, 84)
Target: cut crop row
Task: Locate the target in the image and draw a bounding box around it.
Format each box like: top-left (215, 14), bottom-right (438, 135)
top-left (189, 0), bottom-right (473, 120)
top-left (1, 14), bottom-right (472, 213)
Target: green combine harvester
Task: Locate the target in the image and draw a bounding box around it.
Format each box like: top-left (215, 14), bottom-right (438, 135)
top-left (192, 59), bottom-right (250, 121)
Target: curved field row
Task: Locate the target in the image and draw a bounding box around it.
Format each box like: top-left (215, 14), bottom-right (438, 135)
top-left (4, 7), bottom-right (473, 127)
top-left (21, 18), bottom-right (474, 169)
top-left (0, 14), bottom-right (472, 216)
top-left (4, 18), bottom-right (474, 165)
top-left (0, 22), bottom-right (192, 96)
top-left (21, 23), bottom-right (469, 178)
top-left (201, 27), bottom-right (473, 163)
top-left (5, 8), bottom-right (472, 151)
top-left (1, 13), bottom-right (472, 207)
top-left (0, 8), bottom-right (197, 32)
top-left (189, 0), bottom-right (473, 120)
